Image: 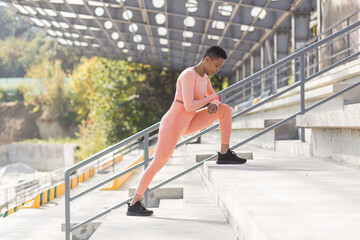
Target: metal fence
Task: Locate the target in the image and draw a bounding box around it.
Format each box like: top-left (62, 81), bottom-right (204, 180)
top-left (64, 20), bottom-right (360, 240)
top-left (226, 9), bottom-right (360, 107)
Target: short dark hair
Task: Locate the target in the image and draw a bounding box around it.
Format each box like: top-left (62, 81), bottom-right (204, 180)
top-left (202, 45), bottom-right (227, 60)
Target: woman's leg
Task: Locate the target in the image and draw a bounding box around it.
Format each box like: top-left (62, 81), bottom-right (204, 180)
top-left (131, 131), bottom-right (179, 204)
top-left (131, 105), bottom-right (193, 205)
top-left (184, 103), bottom-right (232, 150)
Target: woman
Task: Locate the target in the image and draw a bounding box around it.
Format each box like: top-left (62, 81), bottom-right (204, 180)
top-left (127, 45), bottom-right (246, 216)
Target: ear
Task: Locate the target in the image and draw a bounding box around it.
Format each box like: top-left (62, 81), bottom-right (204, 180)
top-left (204, 56), bottom-right (211, 63)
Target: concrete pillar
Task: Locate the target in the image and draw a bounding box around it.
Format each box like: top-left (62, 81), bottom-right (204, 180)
top-left (273, 31), bottom-right (278, 93)
top-left (242, 63), bottom-right (246, 100)
top-left (250, 55), bottom-right (254, 97)
top-left (260, 44), bottom-right (266, 93)
top-left (292, 12), bottom-right (310, 82)
top-left (317, 0), bottom-right (322, 70)
top-left (242, 63), bottom-right (246, 79)
top-left (275, 30), bottom-right (291, 88)
top-left (358, 0), bottom-right (360, 57)
top-left (236, 69), bottom-right (240, 82)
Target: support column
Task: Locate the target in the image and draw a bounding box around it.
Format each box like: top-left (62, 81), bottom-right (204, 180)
top-left (317, 0), bottom-right (322, 70)
top-left (273, 31), bottom-right (278, 93)
top-left (236, 69), bottom-right (240, 82)
top-left (292, 12), bottom-right (311, 82)
top-left (276, 30), bottom-right (291, 88)
top-left (250, 55), bottom-right (254, 97)
top-left (260, 44), bottom-right (265, 93)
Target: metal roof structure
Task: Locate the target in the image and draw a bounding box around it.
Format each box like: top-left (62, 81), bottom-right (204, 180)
top-left (3, 0), bottom-right (315, 75)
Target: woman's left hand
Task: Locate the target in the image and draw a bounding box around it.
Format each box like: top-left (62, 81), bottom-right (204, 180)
top-left (207, 103), bottom-right (218, 114)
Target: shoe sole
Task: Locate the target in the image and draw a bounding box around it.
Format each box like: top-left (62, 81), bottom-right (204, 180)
top-left (126, 211), bottom-right (153, 216)
top-left (216, 160), bottom-right (247, 164)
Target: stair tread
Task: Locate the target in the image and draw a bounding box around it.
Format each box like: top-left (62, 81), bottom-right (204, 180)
top-left (201, 147), bottom-right (360, 240)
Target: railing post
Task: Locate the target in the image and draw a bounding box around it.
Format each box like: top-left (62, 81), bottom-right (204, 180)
top-left (143, 133), bottom-right (149, 207)
top-left (347, 18), bottom-right (351, 57)
top-left (273, 67), bottom-right (278, 94)
top-left (65, 171), bottom-right (71, 240)
top-left (112, 153), bottom-right (115, 173)
top-left (330, 28), bottom-right (334, 65)
top-left (300, 54), bottom-right (306, 142)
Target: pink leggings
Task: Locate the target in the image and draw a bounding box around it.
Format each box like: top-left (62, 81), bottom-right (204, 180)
top-left (135, 102), bottom-right (232, 195)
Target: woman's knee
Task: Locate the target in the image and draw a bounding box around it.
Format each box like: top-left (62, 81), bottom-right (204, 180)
top-left (219, 104), bottom-right (232, 116)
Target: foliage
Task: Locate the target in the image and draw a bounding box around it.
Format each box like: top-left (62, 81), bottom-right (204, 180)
top-left (19, 137), bottom-right (76, 144)
top-left (210, 75), bottom-right (228, 92)
top-left (25, 59), bottom-right (77, 127)
top-left (0, 85), bottom-right (25, 102)
top-left (0, 5), bottom-right (32, 40)
top-left (0, 5), bottom-right (82, 77)
top-left (70, 57), bottom-right (180, 159)
top-left (0, 37), bottom-right (27, 77)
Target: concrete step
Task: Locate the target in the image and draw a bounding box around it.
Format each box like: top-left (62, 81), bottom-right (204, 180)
top-left (295, 106), bottom-right (360, 169)
top-left (230, 59), bottom-right (360, 127)
top-left (186, 141), bottom-right (253, 163)
top-left (344, 102), bottom-right (360, 111)
top-left (199, 147), bottom-right (360, 240)
top-left (275, 140), bottom-right (312, 157)
top-left (0, 144), bottom-right (236, 239)
top-left (275, 58), bottom-right (360, 100)
top-left (90, 197), bottom-right (236, 240)
top-left (296, 110), bottom-right (360, 128)
top-left (89, 145), bottom-right (236, 240)
top-left (158, 199), bottom-right (184, 208)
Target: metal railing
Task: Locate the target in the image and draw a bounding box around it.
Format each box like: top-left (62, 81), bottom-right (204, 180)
top-left (0, 134), bottom-right (155, 217)
top-left (64, 20), bottom-right (360, 239)
top-left (229, 9), bottom-right (360, 106)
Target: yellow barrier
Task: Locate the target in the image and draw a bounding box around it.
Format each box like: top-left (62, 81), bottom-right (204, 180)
top-left (71, 177), bottom-right (78, 189)
top-left (84, 170), bottom-right (90, 181)
top-left (56, 184), bottom-right (62, 197)
top-left (101, 147), bottom-right (155, 191)
top-left (61, 182), bottom-right (65, 195)
top-left (22, 193), bottom-right (40, 209)
top-left (42, 190), bottom-right (48, 204)
top-left (99, 155), bottom-right (123, 172)
top-left (78, 173), bottom-right (84, 183)
top-left (50, 188), bottom-right (55, 200)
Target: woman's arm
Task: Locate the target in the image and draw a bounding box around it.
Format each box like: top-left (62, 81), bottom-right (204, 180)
top-left (181, 71), bottom-right (219, 112)
top-left (206, 75), bottom-right (221, 107)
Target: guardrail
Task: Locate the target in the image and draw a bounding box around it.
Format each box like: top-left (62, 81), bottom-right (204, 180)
top-left (64, 20), bottom-right (360, 240)
top-left (0, 135), bottom-right (155, 218)
top-left (229, 9), bottom-right (360, 106)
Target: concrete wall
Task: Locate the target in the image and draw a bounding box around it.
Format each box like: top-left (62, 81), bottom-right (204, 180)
top-left (320, 0), bottom-right (359, 68)
top-left (6, 143), bottom-right (76, 171)
top-left (35, 119), bottom-right (78, 139)
top-left (0, 145), bottom-right (8, 166)
top-left (312, 128), bottom-right (360, 169)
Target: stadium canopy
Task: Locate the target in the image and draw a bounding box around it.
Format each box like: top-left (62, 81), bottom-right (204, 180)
top-left (4, 0), bottom-right (313, 75)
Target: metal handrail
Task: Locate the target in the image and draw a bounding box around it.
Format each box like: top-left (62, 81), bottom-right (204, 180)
top-left (299, 8), bottom-right (360, 50)
top-left (65, 20), bottom-right (360, 239)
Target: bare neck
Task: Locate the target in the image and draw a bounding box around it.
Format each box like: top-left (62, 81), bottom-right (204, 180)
top-left (193, 61), bottom-right (206, 77)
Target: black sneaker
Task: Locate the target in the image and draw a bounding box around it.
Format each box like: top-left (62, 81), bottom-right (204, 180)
top-left (126, 201), bottom-right (153, 216)
top-left (217, 149), bottom-right (247, 164)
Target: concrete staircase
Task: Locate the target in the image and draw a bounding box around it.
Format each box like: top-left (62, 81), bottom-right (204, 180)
top-left (1, 59), bottom-right (360, 240)
top-left (190, 139), bottom-right (360, 240)
top-left (185, 57), bottom-right (360, 240)
top-left (89, 144), bottom-right (236, 240)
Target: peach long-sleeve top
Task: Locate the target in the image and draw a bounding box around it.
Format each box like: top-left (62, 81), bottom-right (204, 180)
top-left (174, 67), bottom-right (221, 112)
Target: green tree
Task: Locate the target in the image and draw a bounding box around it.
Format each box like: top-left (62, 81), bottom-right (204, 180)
top-left (25, 58), bottom-right (77, 127)
top-left (0, 5), bottom-right (15, 40)
top-left (0, 37), bottom-right (27, 77)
